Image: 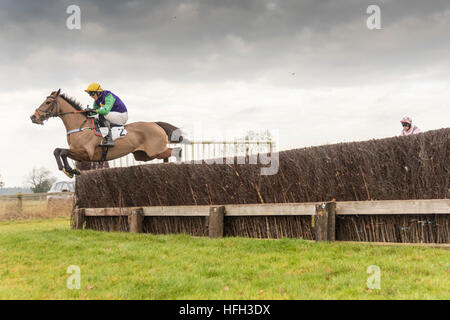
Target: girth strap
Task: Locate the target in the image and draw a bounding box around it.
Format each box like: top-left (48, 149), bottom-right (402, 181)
top-left (100, 146), bottom-right (109, 164)
top-left (67, 127), bottom-right (92, 135)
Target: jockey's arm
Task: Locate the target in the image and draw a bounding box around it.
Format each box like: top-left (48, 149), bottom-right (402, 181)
top-left (93, 93), bottom-right (116, 115)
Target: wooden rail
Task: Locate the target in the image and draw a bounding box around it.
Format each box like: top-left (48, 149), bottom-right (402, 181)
top-left (75, 199), bottom-right (449, 242)
top-left (82, 202), bottom-right (319, 217)
top-left (81, 199), bottom-right (449, 217)
top-left (0, 192), bottom-right (74, 214)
top-left (0, 192), bottom-right (74, 200)
top-left (336, 199), bottom-right (449, 215)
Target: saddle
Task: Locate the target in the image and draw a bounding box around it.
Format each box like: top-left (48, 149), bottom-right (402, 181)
top-left (88, 116), bottom-right (128, 162)
top-left (90, 116), bottom-right (127, 141)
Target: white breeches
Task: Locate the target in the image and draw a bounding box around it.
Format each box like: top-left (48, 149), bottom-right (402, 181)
top-left (104, 112), bottom-right (128, 125)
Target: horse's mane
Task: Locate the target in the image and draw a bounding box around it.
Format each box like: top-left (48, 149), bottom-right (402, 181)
top-left (59, 93), bottom-right (84, 111)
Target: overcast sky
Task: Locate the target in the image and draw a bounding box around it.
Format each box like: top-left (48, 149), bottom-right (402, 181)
top-left (0, 0), bottom-right (449, 187)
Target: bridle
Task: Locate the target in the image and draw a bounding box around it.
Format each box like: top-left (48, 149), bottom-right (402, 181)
top-left (35, 94), bottom-right (94, 135)
top-left (36, 95), bottom-right (86, 121)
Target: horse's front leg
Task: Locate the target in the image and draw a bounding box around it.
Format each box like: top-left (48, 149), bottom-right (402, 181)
top-left (61, 149), bottom-right (81, 178)
top-left (53, 148), bottom-right (65, 171)
top-left (53, 147), bottom-right (81, 179)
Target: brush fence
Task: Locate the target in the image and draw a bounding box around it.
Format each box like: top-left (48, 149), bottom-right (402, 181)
top-left (73, 199), bottom-right (449, 243)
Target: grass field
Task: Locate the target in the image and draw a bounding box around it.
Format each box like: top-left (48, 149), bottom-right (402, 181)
top-left (0, 218), bottom-right (448, 299)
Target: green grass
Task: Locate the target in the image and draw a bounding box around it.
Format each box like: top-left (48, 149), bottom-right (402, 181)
top-left (0, 218), bottom-right (448, 299)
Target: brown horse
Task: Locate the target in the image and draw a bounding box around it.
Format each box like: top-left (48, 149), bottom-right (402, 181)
top-left (30, 89), bottom-right (183, 178)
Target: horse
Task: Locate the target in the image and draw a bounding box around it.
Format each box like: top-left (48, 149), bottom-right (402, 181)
top-left (30, 89), bottom-right (183, 178)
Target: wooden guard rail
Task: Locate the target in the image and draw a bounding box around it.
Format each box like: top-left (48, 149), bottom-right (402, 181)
top-left (73, 199), bottom-right (449, 242)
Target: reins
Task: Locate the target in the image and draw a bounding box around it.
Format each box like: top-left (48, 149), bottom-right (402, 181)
top-left (37, 95), bottom-right (88, 119)
top-left (56, 110), bottom-right (87, 116)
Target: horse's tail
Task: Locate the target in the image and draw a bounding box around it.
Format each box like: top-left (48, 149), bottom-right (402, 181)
top-left (156, 121), bottom-right (184, 143)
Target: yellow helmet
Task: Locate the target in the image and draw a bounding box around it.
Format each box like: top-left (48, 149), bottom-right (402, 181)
top-left (84, 82), bottom-right (103, 93)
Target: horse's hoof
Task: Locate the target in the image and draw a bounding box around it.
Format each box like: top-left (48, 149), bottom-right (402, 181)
top-left (172, 147), bottom-right (182, 161)
top-left (62, 168), bottom-right (74, 179)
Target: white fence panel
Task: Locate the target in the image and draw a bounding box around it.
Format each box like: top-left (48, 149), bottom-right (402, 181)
top-left (109, 140), bottom-right (274, 168)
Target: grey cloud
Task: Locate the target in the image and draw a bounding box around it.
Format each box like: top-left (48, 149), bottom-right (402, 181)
top-left (1, 0), bottom-right (450, 90)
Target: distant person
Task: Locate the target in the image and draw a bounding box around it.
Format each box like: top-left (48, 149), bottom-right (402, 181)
top-left (84, 82), bottom-right (128, 147)
top-left (400, 116), bottom-right (421, 136)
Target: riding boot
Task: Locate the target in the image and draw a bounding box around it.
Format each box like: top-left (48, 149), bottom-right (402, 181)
top-left (100, 119), bottom-right (115, 147)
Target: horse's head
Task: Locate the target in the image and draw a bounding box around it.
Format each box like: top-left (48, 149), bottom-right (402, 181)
top-left (30, 89), bottom-right (61, 125)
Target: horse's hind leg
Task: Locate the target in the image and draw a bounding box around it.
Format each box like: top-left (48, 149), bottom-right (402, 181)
top-left (133, 150), bottom-right (153, 162)
top-left (169, 147), bottom-right (182, 161)
top-left (172, 147), bottom-right (182, 161)
top-left (155, 147), bottom-right (182, 163)
top-left (155, 148), bottom-right (172, 163)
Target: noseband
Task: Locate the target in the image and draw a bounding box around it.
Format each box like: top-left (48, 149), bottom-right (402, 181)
top-left (36, 95), bottom-right (60, 120)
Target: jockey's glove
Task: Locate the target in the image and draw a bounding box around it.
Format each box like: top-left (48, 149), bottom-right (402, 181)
top-left (84, 108), bottom-right (96, 114)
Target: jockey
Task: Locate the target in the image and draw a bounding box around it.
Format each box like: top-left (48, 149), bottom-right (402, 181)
top-left (84, 83), bottom-right (128, 147)
top-left (400, 116), bottom-right (421, 136)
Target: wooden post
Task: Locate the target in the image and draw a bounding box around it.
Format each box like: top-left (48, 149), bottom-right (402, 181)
top-left (327, 201), bottom-right (336, 241)
top-left (73, 208), bottom-right (85, 230)
top-left (16, 193), bottom-right (23, 215)
top-left (129, 208), bottom-right (144, 233)
top-left (208, 206), bottom-right (225, 238)
top-left (314, 202), bottom-right (336, 241)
